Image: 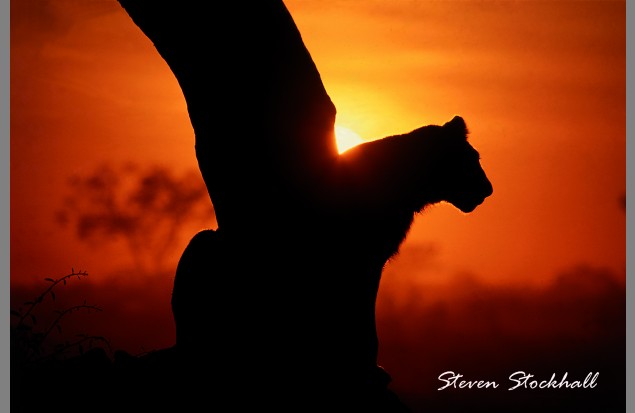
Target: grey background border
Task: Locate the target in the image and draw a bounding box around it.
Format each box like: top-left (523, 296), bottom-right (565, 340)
top-left (1, 1), bottom-right (630, 413)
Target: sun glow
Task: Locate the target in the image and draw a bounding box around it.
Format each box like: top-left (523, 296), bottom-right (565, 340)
top-left (335, 125), bottom-right (364, 153)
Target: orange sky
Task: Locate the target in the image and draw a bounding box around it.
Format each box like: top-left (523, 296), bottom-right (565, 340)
top-left (11, 0), bottom-right (625, 288)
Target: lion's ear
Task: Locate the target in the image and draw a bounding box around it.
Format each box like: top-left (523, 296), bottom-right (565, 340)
top-left (443, 115), bottom-right (468, 137)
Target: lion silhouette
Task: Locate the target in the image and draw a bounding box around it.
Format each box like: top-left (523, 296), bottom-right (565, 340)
top-left (171, 115), bottom-right (492, 410)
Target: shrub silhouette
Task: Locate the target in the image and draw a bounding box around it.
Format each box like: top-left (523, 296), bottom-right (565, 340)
top-left (11, 270), bottom-right (116, 413)
top-left (10, 269), bottom-right (110, 367)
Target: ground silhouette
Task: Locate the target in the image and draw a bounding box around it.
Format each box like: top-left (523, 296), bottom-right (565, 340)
top-left (14, 1), bottom-right (492, 412)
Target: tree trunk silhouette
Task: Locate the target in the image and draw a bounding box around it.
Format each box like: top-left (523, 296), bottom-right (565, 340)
top-left (116, 1), bottom-right (492, 411)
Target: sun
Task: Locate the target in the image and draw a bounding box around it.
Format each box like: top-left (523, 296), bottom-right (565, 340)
top-left (335, 125), bottom-right (364, 153)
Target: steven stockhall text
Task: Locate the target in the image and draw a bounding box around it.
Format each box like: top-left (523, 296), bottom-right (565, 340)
top-left (437, 371), bottom-right (599, 391)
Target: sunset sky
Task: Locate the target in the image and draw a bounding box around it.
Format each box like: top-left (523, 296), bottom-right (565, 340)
top-left (9, 1), bottom-right (626, 410)
top-left (11, 0), bottom-right (625, 285)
